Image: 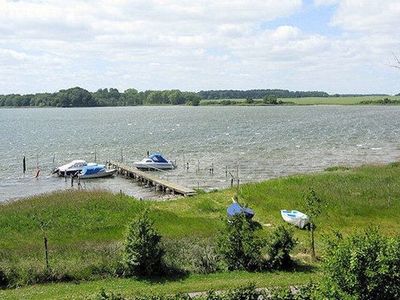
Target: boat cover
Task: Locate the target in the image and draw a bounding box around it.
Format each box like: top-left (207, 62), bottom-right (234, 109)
top-left (81, 165), bottom-right (105, 175)
top-left (149, 153), bottom-right (168, 163)
top-left (227, 203), bottom-right (255, 218)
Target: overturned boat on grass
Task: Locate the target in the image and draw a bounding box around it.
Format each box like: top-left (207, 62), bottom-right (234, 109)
top-left (280, 210), bottom-right (309, 229)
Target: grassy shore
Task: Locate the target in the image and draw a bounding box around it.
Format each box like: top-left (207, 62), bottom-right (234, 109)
top-left (1, 162), bottom-right (400, 298)
top-left (0, 271), bottom-right (316, 300)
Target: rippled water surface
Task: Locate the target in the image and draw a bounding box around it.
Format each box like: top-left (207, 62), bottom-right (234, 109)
top-left (1, 106), bottom-right (399, 201)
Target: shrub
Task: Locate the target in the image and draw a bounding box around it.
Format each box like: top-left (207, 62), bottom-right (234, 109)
top-left (97, 288), bottom-right (125, 300)
top-left (321, 229), bottom-right (400, 300)
top-left (162, 238), bottom-right (218, 274)
top-left (266, 225), bottom-right (297, 269)
top-left (269, 283), bottom-right (318, 300)
top-left (245, 98), bottom-right (254, 104)
top-left (226, 283), bottom-right (263, 300)
top-left (191, 243), bottom-right (220, 274)
top-left (217, 214), bottom-right (263, 271)
top-left (123, 211), bottom-right (165, 277)
top-left (263, 95), bottom-right (278, 105)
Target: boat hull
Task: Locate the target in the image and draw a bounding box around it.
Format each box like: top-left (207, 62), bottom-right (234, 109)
top-left (78, 169), bottom-right (117, 179)
top-left (133, 163), bottom-right (175, 170)
top-left (280, 210), bottom-right (309, 229)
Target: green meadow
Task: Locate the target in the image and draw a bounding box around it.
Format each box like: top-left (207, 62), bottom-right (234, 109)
top-left (281, 95), bottom-right (400, 105)
top-left (1, 162), bottom-right (400, 299)
top-left (200, 95), bottom-right (400, 105)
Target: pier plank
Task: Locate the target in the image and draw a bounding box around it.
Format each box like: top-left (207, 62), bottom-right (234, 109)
top-left (107, 161), bottom-right (196, 196)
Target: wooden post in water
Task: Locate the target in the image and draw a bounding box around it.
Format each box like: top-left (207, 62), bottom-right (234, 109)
top-left (120, 148), bottom-right (124, 163)
top-left (94, 149), bottom-right (97, 163)
top-left (23, 156), bottom-right (26, 174)
top-left (225, 166), bottom-right (228, 178)
top-left (71, 175), bottom-right (74, 187)
top-left (236, 164), bottom-right (240, 195)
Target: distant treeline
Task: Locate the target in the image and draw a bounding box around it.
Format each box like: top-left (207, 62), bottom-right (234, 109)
top-left (0, 87), bottom-right (394, 107)
top-left (198, 89), bottom-right (330, 99)
top-left (0, 87), bottom-right (201, 107)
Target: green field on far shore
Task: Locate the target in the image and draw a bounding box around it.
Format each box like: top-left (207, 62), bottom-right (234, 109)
top-left (282, 95), bottom-right (400, 105)
top-left (200, 95), bottom-right (400, 106)
top-left (1, 162), bottom-right (400, 299)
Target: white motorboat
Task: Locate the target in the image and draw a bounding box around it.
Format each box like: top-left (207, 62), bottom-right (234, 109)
top-left (78, 165), bottom-right (117, 179)
top-left (133, 153), bottom-right (176, 170)
top-left (52, 160), bottom-right (89, 176)
top-left (280, 210), bottom-right (310, 229)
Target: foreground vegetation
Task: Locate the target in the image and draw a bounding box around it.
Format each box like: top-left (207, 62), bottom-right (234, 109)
top-left (1, 162), bottom-right (400, 299)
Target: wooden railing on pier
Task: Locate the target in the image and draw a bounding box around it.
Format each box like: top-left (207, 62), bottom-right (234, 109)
top-left (106, 161), bottom-right (196, 197)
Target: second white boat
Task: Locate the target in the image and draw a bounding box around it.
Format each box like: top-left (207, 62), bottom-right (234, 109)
top-left (133, 153), bottom-right (176, 170)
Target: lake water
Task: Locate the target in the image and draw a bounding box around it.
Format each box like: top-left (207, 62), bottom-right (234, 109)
top-left (1, 106), bottom-right (400, 202)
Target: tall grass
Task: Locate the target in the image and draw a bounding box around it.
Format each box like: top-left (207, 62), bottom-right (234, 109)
top-left (1, 162), bottom-right (400, 287)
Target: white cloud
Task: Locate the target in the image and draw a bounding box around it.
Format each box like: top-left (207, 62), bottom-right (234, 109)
top-left (331, 0), bottom-right (400, 34)
top-left (0, 0), bottom-right (399, 94)
top-left (314, 0), bottom-right (339, 6)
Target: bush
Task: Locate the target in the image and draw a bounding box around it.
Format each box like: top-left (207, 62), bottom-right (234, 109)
top-left (191, 243), bottom-right (220, 274)
top-left (263, 95), bottom-right (278, 105)
top-left (321, 229), bottom-right (400, 300)
top-left (97, 288), bottom-right (125, 300)
top-left (162, 238), bottom-right (219, 274)
top-left (266, 225), bottom-right (297, 269)
top-left (217, 214), bottom-right (263, 271)
top-left (269, 283), bottom-right (318, 299)
top-left (123, 211), bottom-right (165, 277)
top-left (225, 283), bottom-right (263, 300)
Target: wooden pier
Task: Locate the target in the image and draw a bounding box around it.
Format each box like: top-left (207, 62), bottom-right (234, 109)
top-left (106, 161), bottom-right (196, 197)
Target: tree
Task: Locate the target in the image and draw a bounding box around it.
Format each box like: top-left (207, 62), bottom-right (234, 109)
top-left (123, 210), bottom-right (165, 277)
top-left (245, 97), bottom-right (254, 104)
top-left (56, 87), bottom-right (96, 107)
top-left (304, 188), bottom-right (323, 261)
top-left (266, 225), bottom-right (297, 269)
top-left (123, 88), bottom-right (140, 106)
top-left (217, 214), bottom-right (263, 271)
top-left (263, 95), bottom-right (278, 105)
top-left (321, 229), bottom-right (400, 300)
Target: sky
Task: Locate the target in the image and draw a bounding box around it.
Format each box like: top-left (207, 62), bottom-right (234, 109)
top-left (0, 0), bottom-right (399, 95)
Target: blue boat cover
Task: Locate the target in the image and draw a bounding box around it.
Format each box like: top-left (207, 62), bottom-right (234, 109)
top-left (149, 153), bottom-right (168, 163)
top-left (81, 165), bottom-right (105, 175)
top-left (227, 203), bottom-right (255, 218)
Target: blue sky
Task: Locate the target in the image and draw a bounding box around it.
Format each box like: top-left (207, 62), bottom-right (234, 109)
top-left (263, 0), bottom-right (341, 37)
top-left (0, 0), bottom-right (399, 95)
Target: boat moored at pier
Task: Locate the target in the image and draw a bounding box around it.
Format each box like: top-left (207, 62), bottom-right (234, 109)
top-left (133, 153), bottom-right (176, 170)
